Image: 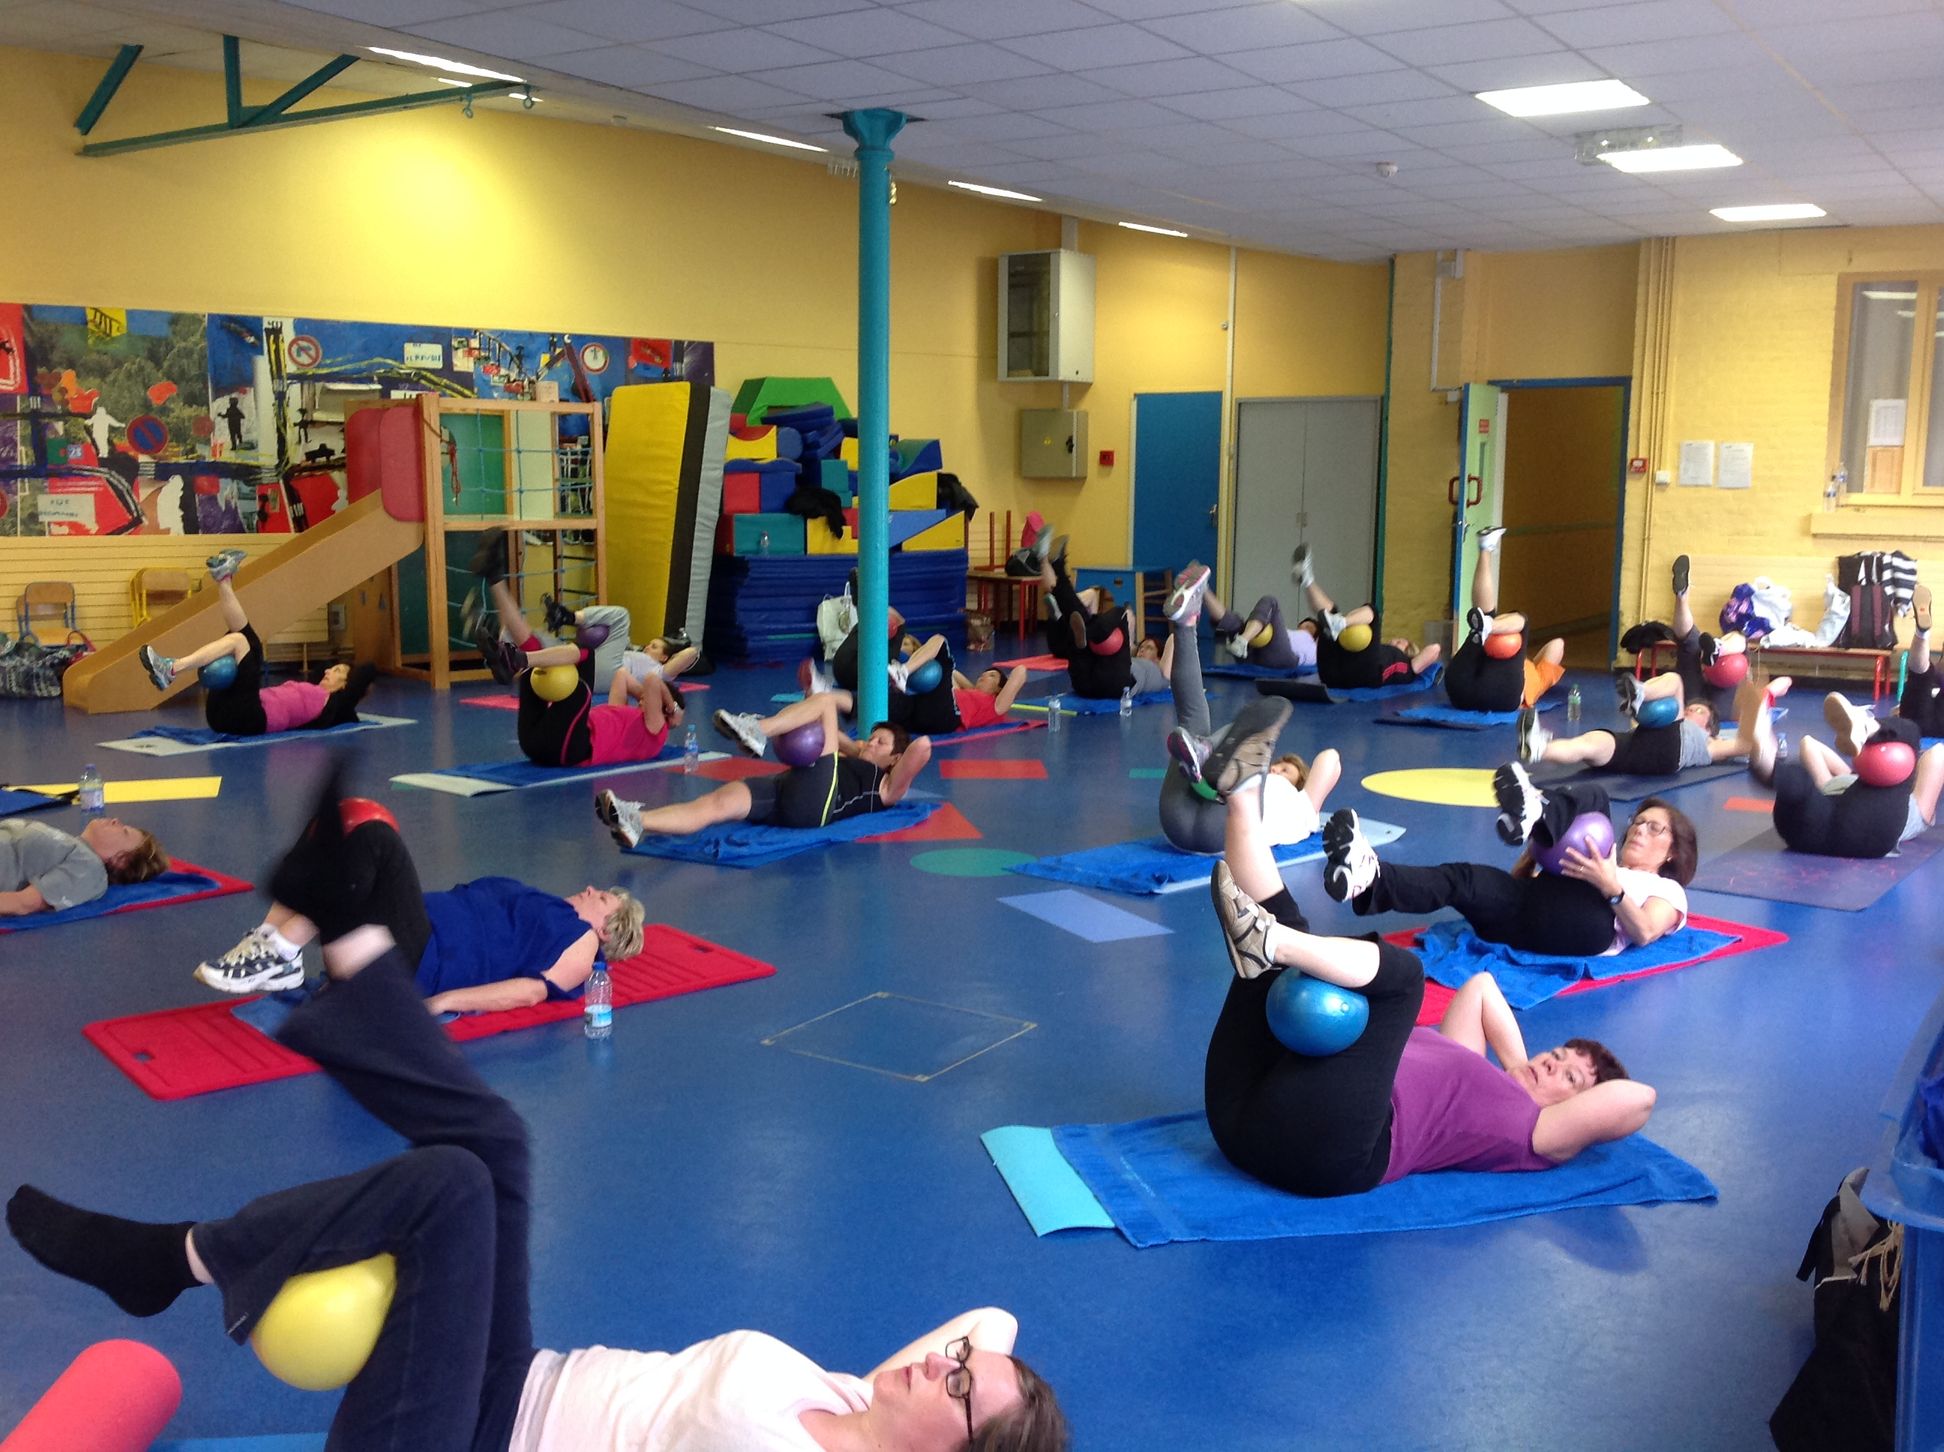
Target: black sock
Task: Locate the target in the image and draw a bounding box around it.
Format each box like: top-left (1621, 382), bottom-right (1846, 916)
top-left (7, 1185), bottom-right (200, 1317)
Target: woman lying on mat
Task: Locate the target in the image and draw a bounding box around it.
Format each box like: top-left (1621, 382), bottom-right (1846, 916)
top-left (138, 550), bottom-right (375, 735)
top-left (1293, 544), bottom-right (1441, 691)
top-left (1204, 778), bottom-right (1656, 1198)
top-left (0, 816), bottom-right (169, 916)
top-left (1035, 531), bottom-right (1167, 700)
top-left (1198, 581), bottom-right (1319, 673)
top-left (597, 691), bottom-right (933, 847)
top-left (1323, 766), bottom-right (1699, 960)
top-left (1517, 667), bottom-right (1753, 774)
top-left (1445, 526), bottom-right (1567, 714)
top-left (194, 802), bottom-right (643, 1011)
top-left (1153, 563), bottom-right (1326, 854)
top-left (1747, 676), bottom-right (1944, 860)
top-left (9, 773), bottom-right (1068, 1452)
top-left (807, 630), bottom-right (1033, 737)
top-left (1898, 584), bottom-right (1944, 737)
top-left (471, 535), bottom-right (684, 770)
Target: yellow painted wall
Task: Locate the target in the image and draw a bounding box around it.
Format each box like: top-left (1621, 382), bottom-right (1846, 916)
top-left (1500, 386), bottom-right (1623, 639)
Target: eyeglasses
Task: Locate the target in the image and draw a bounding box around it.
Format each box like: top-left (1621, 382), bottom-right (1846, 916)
top-left (1629, 817), bottom-right (1673, 837)
top-left (945, 1336), bottom-right (975, 1445)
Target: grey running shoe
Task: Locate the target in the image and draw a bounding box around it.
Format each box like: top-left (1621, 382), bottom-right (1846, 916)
top-left (195, 930), bottom-right (303, 995)
top-left (138, 644), bottom-right (174, 691)
top-left (1517, 705), bottom-right (1550, 765)
top-left (713, 709), bottom-right (767, 758)
top-left (1291, 544), bottom-right (1315, 590)
top-left (1166, 562), bottom-right (1209, 623)
top-left (1202, 696), bottom-right (1292, 799)
top-left (206, 548), bottom-right (248, 582)
top-left (595, 789), bottom-right (643, 848)
top-left (1210, 861), bottom-right (1277, 980)
top-left (1167, 727), bottom-right (1209, 784)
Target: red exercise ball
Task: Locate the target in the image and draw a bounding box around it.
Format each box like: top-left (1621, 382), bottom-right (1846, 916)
top-left (1481, 631), bottom-right (1523, 660)
top-left (1855, 739), bottom-right (1916, 788)
top-left (340, 798), bottom-right (398, 834)
top-left (1702, 652), bottom-right (1749, 688)
top-left (1088, 627), bottom-right (1125, 657)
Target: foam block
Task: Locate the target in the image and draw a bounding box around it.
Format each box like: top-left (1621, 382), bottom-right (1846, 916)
top-left (894, 438), bottom-right (943, 476)
top-left (889, 472), bottom-right (938, 509)
top-left (805, 523), bottom-right (859, 555)
top-left (730, 513), bottom-right (805, 555)
top-left (839, 435), bottom-right (859, 467)
top-left (734, 379), bottom-right (852, 423)
top-left (816, 458), bottom-right (849, 493)
top-left (724, 426), bottom-right (777, 462)
top-left (902, 513), bottom-right (966, 551)
top-left (721, 473), bottom-right (761, 516)
top-left (605, 381), bottom-right (732, 640)
top-left (888, 509), bottom-right (951, 548)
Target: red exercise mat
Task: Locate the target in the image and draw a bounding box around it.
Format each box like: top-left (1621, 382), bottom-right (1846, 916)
top-left (995, 653), bottom-right (1066, 670)
top-left (695, 756), bottom-right (787, 781)
top-left (862, 801), bottom-right (981, 843)
top-left (84, 924), bottom-right (776, 1100)
top-left (940, 758), bottom-right (1047, 780)
top-left (928, 720), bottom-right (1045, 748)
top-left (0, 860), bottom-right (251, 934)
top-left (1404, 912), bottom-right (1788, 1026)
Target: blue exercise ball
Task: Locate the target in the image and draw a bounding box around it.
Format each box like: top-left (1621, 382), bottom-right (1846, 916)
top-left (1265, 972), bottom-right (1369, 1056)
top-left (907, 657), bottom-right (943, 694)
top-left (1636, 695), bottom-right (1680, 729)
top-left (199, 656), bottom-right (238, 690)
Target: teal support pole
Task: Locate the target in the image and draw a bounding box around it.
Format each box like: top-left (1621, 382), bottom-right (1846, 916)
top-left (841, 108), bottom-right (906, 732)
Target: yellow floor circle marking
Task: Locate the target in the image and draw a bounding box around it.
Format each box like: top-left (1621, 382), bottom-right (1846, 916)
top-left (1360, 767), bottom-right (1498, 808)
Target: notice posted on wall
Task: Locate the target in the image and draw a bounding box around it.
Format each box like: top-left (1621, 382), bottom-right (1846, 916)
top-left (1678, 439), bottom-right (1715, 487)
top-left (1717, 442), bottom-right (1754, 490)
top-left (1868, 398), bottom-right (1907, 448)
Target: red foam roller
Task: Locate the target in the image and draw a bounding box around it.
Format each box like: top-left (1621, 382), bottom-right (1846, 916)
top-left (0, 1339), bottom-right (181, 1451)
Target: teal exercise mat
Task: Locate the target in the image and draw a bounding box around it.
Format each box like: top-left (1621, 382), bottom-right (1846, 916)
top-left (99, 714), bottom-right (415, 756)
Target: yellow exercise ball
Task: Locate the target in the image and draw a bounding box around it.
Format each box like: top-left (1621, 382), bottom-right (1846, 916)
top-left (250, 1253), bottom-right (397, 1391)
top-left (1338, 623), bottom-right (1373, 652)
top-left (530, 663), bottom-right (580, 701)
top-left (1251, 622), bottom-right (1276, 649)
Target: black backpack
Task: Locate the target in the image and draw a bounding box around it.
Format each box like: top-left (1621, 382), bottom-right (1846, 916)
top-left (1769, 1167), bottom-right (1901, 1451)
top-left (1836, 554), bottom-right (1895, 650)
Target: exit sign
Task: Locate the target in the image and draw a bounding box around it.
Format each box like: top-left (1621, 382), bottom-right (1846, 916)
top-left (1477, 418), bottom-right (1490, 435)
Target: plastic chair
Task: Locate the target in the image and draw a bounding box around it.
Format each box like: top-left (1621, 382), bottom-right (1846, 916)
top-left (130, 568), bottom-right (196, 626)
top-left (16, 581), bottom-right (76, 640)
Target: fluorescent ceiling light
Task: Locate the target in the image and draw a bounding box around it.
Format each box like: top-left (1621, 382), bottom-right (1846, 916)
top-left (1710, 203), bottom-right (1824, 223)
top-left (949, 180), bottom-right (1042, 202)
top-left (1476, 79), bottom-right (1649, 118)
top-left (1862, 289), bottom-right (1917, 300)
top-left (711, 126), bottom-right (827, 153)
top-left (1600, 143), bottom-right (1741, 173)
top-left (1119, 221), bottom-right (1188, 237)
top-left (367, 46), bottom-right (522, 83)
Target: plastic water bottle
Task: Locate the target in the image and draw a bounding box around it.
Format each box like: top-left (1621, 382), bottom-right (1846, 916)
top-left (1773, 730), bottom-right (1789, 763)
top-left (1566, 687), bottom-right (1582, 726)
top-left (683, 724), bottom-right (699, 774)
top-left (583, 965), bottom-right (613, 1040)
top-left (1119, 685), bottom-right (1134, 718)
top-left (1047, 692), bottom-right (1063, 733)
top-left (758, 531), bottom-right (770, 556)
top-left (77, 763), bottom-right (104, 814)
top-left (1824, 474), bottom-right (1840, 512)
top-left (1834, 462), bottom-right (1850, 497)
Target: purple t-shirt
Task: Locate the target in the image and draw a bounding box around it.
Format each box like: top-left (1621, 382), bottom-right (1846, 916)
top-left (1381, 1028), bottom-right (1553, 1183)
top-left (260, 680), bottom-right (328, 733)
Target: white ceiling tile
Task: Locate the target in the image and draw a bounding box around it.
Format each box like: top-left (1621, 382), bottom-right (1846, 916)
top-left (1075, 55), bottom-right (1260, 97)
top-left (645, 26), bottom-right (839, 71)
top-left (1425, 51), bottom-right (1606, 93)
top-left (1159, 85), bottom-right (1315, 120)
top-left (1719, 0), bottom-right (1933, 20)
top-left (1207, 155), bottom-right (1346, 181)
top-left (643, 72), bottom-right (814, 111)
top-left (543, 45), bottom-right (719, 86)
top-left (741, 57), bottom-right (937, 102)
top-left (1804, 45), bottom-right (1944, 87)
top-left (1580, 32), bottom-right (1776, 78)
top-left (893, 137), bottom-right (1034, 167)
top-left (924, 110), bottom-right (1076, 142)
top-left (957, 73), bottom-right (1126, 109)
top-left (764, 8), bottom-right (968, 56)
top-left (1766, 9), bottom-right (1944, 63)
top-left (1294, 127), bottom-right (1414, 159)
top-left (1008, 130), bottom-right (1147, 159)
top-left (1141, 2), bottom-right (1344, 54)
top-left (516, 0), bottom-right (731, 43)
top-left (285, 0), bottom-right (531, 23)
top-left (407, 10), bottom-right (607, 57)
top-left (1344, 95), bottom-right (1495, 130)
top-left (677, 0), bottom-right (876, 21)
top-left (1157, 133), bottom-right (1300, 164)
top-left (1289, 69), bottom-right (1458, 107)
top-left (894, 0), bottom-right (1119, 42)
top-left (1080, 0), bottom-right (1270, 19)
top-left (1224, 107), bottom-right (1384, 141)
top-left (997, 22), bottom-right (1193, 70)
top-left (1032, 96), bottom-right (1195, 129)
top-left (1440, 135), bottom-right (1570, 163)
top-left (872, 94), bottom-right (997, 119)
top-left (1222, 37), bottom-right (1407, 84)
top-left (877, 42), bottom-right (1055, 85)
top-left (1368, 17), bottom-right (1568, 67)
top-left (1825, 79), bottom-right (1944, 114)
top-left (1308, 0), bottom-right (1518, 36)
top-left (1533, 0), bottom-right (1739, 47)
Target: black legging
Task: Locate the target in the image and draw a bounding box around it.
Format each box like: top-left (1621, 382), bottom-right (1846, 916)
top-left (515, 650), bottom-right (596, 766)
top-left (1773, 715), bottom-right (1921, 859)
top-left (1350, 780), bottom-right (1621, 956)
top-left (1204, 887), bottom-right (1425, 1197)
top-left (1444, 632), bottom-right (1522, 713)
top-left (1211, 595), bottom-right (1304, 672)
top-left (204, 624), bottom-right (269, 736)
top-left (1900, 662), bottom-right (1944, 737)
top-left (1044, 560), bottom-right (1133, 699)
top-left (1314, 610), bottom-right (1413, 691)
top-left (268, 820), bottom-right (431, 969)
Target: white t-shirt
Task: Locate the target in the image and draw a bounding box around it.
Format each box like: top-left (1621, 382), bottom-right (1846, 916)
top-left (1602, 868), bottom-right (1688, 956)
top-left (620, 649), bottom-right (666, 682)
top-left (1259, 772), bottom-right (1320, 848)
top-left (1285, 628), bottom-right (1319, 668)
top-left (509, 1331), bottom-right (871, 1452)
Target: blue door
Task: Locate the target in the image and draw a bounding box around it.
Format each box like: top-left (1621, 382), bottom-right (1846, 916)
top-left (1132, 391), bottom-right (1221, 572)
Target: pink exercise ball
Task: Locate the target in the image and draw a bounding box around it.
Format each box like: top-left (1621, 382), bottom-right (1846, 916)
top-left (1088, 627), bottom-right (1125, 657)
top-left (1482, 631), bottom-right (1523, 660)
top-left (1702, 652), bottom-right (1749, 688)
top-left (1855, 739), bottom-right (1915, 788)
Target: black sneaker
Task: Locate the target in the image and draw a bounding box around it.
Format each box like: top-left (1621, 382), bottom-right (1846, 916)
top-left (476, 621), bottom-right (516, 685)
top-left (1209, 862), bottom-right (1277, 980)
top-left (1465, 606), bottom-right (1489, 642)
top-left (542, 594), bottom-right (576, 634)
top-left (468, 528), bottom-right (509, 583)
top-left (1698, 632), bottom-right (1720, 668)
top-left (1322, 808), bottom-right (1378, 903)
top-left (1672, 553), bottom-right (1690, 596)
top-left (1167, 727), bottom-right (1209, 784)
top-left (1492, 761), bottom-right (1543, 847)
top-left (1202, 697), bottom-right (1293, 799)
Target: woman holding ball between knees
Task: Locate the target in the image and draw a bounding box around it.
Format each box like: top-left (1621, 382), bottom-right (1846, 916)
top-left (1202, 772), bottom-right (1655, 1198)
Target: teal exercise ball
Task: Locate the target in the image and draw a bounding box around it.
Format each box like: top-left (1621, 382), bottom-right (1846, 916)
top-left (1636, 695), bottom-right (1680, 729)
top-left (1265, 972), bottom-right (1369, 1056)
top-left (907, 657), bottom-right (943, 694)
top-left (199, 656), bottom-right (238, 690)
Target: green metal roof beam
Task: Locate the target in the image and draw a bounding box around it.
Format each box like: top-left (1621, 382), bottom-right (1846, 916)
top-left (74, 44), bottom-right (143, 136)
top-left (246, 53), bottom-right (360, 124)
top-left (224, 35), bottom-right (243, 126)
top-left (78, 79), bottom-right (520, 158)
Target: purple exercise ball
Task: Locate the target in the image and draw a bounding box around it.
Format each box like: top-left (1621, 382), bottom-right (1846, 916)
top-left (775, 721), bottom-right (825, 768)
top-left (1533, 812), bottom-right (1616, 875)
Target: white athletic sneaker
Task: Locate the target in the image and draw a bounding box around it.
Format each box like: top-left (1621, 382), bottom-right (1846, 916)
top-left (1614, 672), bottom-right (1643, 720)
top-left (1493, 761), bottom-right (1544, 848)
top-left (1823, 692), bottom-right (1877, 758)
top-left (1166, 562), bottom-right (1210, 624)
top-left (797, 657), bottom-right (835, 698)
top-left (887, 661), bottom-right (911, 694)
top-left (1475, 525), bottom-right (1506, 554)
top-left (195, 929), bottom-right (303, 995)
top-left (595, 789), bottom-right (644, 848)
top-left (713, 709), bottom-right (768, 758)
top-left (1227, 634), bottom-right (1251, 661)
top-left (1322, 808), bottom-right (1378, 903)
top-left (1517, 705), bottom-right (1551, 765)
top-left (1291, 544), bottom-right (1315, 591)
top-left (1322, 610), bottom-right (1349, 641)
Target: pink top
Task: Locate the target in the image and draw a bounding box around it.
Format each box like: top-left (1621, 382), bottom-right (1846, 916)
top-left (260, 680), bottom-right (328, 733)
top-left (955, 687), bottom-right (1003, 729)
top-left (586, 704), bottom-right (669, 766)
top-left (1381, 1028), bottom-right (1552, 1183)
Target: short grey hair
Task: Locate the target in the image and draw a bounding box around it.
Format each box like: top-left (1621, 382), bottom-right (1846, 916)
top-left (603, 887), bottom-right (646, 961)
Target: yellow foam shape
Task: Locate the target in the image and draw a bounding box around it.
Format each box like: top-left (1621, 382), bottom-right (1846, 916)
top-left (606, 383), bottom-right (703, 636)
top-left (903, 514), bottom-right (966, 551)
top-left (840, 436), bottom-right (859, 467)
top-left (888, 472), bottom-right (936, 509)
top-left (805, 526), bottom-right (859, 555)
top-left (725, 429), bottom-right (777, 462)
top-left (26, 776), bottom-right (222, 803)
top-left (1359, 767), bottom-right (1496, 808)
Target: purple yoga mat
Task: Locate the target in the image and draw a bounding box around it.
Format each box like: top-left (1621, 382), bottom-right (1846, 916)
top-left (1688, 826), bottom-right (1944, 912)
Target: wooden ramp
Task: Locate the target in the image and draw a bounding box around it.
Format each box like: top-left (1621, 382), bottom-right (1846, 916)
top-left (62, 492), bottom-right (423, 715)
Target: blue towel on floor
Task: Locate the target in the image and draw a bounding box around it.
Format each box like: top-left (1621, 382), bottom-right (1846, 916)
top-left (1381, 697), bottom-right (1563, 729)
top-left (998, 1112), bottom-right (1714, 1247)
top-left (1010, 819), bottom-right (1406, 897)
top-left (132, 716), bottom-right (405, 747)
top-left (1059, 689), bottom-right (1171, 715)
top-left (1201, 660), bottom-right (1317, 680)
top-left (0, 870), bottom-right (224, 933)
top-left (1410, 920), bottom-right (1740, 1009)
top-left (156, 1437), bottom-right (328, 1452)
top-left (0, 788), bottom-right (67, 817)
top-left (623, 801), bottom-right (938, 867)
top-left (1333, 662), bottom-right (1444, 701)
top-left (429, 745), bottom-right (684, 788)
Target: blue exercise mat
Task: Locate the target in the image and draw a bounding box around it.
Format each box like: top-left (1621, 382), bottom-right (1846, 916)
top-left (623, 801), bottom-right (938, 867)
top-left (1256, 664), bottom-right (1444, 704)
top-left (156, 1438), bottom-right (327, 1452)
top-left (987, 1112), bottom-right (1715, 1247)
top-left (1201, 660), bottom-right (1317, 680)
top-left (1530, 756), bottom-right (1747, 802)
top-left (392, 743), bottom-right (689, 796)
top-left (1379, 697), bottom-right (1563, 730)
top-left (1059, 689), bottom-right (1171, 715)
top-left (0, 787), bottom-right (67, 817)
top-left (998, 888), bottom-right (1171, 942)
top-left (103, 714), bottom-right (416, 756)
top-left (0, 869), bottom-right (226, 933)
top-left (1009, 819), bottom-right (1406, 897)
top-left (1410, 920), bottom-right (1740, 1009)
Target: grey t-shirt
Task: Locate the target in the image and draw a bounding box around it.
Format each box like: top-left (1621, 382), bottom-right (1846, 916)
top-left (1676, 719), bottom-right (1714, 770)
top-left (0, 820), bottom-right (108, 910)
top-left (1129, 657), bottom-right (1169, 695)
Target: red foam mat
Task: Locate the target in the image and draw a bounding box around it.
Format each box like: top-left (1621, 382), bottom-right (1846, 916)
top-left (940, 758), bottom-right (1047, 780)
top-left (995, 653), bottom-right (1065, 670)
top-left (84, 925), bottom-right (776, 1100)
top-left (1403, 912), bottom-right (1788, 1026)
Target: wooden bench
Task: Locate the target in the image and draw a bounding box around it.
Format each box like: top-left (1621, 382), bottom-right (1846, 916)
top-left (1636, 638), bottom-right (1898, 700)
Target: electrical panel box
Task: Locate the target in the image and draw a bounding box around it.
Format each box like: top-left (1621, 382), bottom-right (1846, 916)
top-left (1020, 408), bottom-right (1089, 479)
top-left (998, 249), bottom-right (1095, 382)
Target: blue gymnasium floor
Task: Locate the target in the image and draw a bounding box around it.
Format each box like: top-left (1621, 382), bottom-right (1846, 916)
top-left (2, 653), bottom-right (1938, 1450)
